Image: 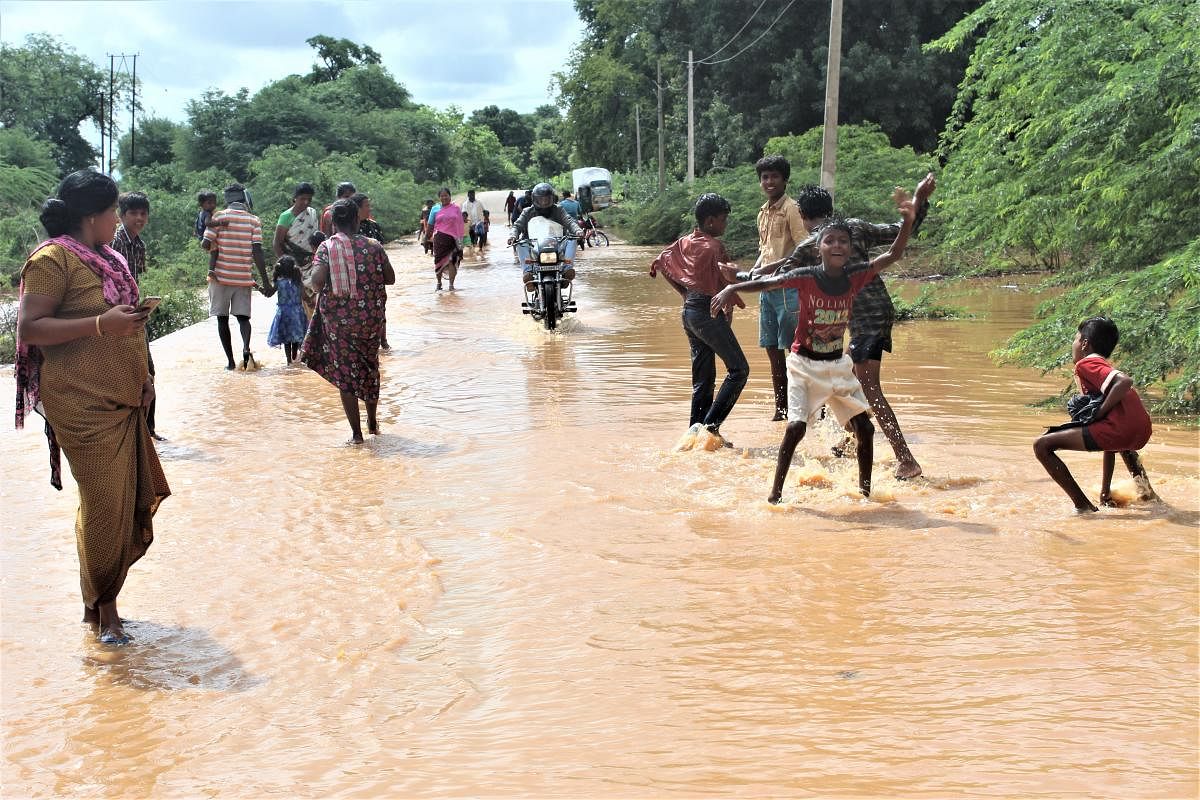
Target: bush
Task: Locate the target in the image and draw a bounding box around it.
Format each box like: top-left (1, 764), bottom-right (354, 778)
top-left (137, 265), bottom-right (208, 341)
top-left (892, 285), bottom-right (969, 321)
top-left (601, 124), bottom-right (937, 262)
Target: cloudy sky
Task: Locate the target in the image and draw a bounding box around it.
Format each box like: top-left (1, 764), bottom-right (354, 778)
top-left (0, 0), bottom-right (587, 120)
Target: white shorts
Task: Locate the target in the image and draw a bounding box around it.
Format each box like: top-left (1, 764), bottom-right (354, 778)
top-left (209, 281), bottom-right (253, 317)
top-left (786, 351), bottom-right (871, 426)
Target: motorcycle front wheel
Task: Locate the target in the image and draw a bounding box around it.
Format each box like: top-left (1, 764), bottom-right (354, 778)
top-left (586, 230), bottom-right (609, 247)
top-left (541, 280), bottom-right (559, 330)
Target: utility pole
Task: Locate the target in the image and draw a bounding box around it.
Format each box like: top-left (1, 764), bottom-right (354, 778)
top-left (656, 60), bottom-right (665, 193)
top-left (102, 53), bottom-right (138, 173)
top-left (99, 92), bottom-right (106, 173)
top-left (686, 49), bottom-right (695, 184)
top-left (820, 0), bottom-right (844, 198)
top-left (130, 54), bottom-right (137, 168)
top-left (108, 55), bottom-right (115, 174)
top-left (634, 104), bottom-right (642, 175)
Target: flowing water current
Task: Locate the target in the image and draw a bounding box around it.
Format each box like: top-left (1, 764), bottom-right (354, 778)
top-left (2, 233), bottom-right (1197, 797)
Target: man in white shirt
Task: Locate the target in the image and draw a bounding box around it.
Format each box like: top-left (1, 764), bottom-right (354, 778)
top-left (461, 189), bottom-right (486, 254)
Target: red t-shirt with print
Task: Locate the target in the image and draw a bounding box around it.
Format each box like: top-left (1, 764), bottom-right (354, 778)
top-left (779, 262), bottom-right (877, 358)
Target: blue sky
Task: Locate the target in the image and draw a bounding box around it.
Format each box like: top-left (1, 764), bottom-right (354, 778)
top-left (0, 0), bottom-right (587, 120)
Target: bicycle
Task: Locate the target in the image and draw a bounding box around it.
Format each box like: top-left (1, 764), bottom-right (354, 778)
top-left (580, 215), bottom-right (609, 247)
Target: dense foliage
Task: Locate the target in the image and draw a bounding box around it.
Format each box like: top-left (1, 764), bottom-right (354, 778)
top-left (930, 0), bottom-right (1200, 411)
top-left (607, 123), bottom-right (935, 260)
top-left (556, 0), bottom-right (980, 173)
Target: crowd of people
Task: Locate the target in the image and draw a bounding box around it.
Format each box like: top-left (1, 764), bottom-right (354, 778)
top-left (13, 163), bottom-right (1158, 646)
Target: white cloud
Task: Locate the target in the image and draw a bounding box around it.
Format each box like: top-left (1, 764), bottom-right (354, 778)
top-left (0, 0), bottom-right (585, 122)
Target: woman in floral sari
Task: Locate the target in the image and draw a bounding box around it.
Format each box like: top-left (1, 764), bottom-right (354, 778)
top-left (300, 199), bottom-right (396, 443)
top-left (15, 171), bottom-right (171, 646)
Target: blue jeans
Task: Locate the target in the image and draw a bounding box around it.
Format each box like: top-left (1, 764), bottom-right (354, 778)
top-left (682, 294), bottom-right (749, 430)
top-left (519, 239), bottom-right (578, 278)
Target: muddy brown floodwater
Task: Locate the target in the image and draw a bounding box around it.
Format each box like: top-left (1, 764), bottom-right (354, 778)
top-left (2, 229), bottom-right (1197, 797)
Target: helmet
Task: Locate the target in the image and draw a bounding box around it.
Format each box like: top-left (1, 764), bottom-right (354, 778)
top-left (532, 182), bottom-right (555, 209)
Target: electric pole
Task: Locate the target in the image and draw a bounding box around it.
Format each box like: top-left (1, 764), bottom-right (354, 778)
top-left (820, 0), bottom-right (843, 198)
top-left (634, 104), bottom-right (642, 175)
top-left (686, 49), bottom-right (695, 184)
top-left (656, 61), bottom-right (665, 194)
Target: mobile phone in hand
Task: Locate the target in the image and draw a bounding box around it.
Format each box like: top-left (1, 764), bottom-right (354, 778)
top-left (138, 296), bottom-right (162, 312)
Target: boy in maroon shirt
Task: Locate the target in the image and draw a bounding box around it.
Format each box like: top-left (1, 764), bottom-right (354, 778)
top-left (650, 193), bottom-right (748, 444)
top-left (712, 182), bottom-right (923, 503)
top-left (1033, 316), bottom-right (1155, 512)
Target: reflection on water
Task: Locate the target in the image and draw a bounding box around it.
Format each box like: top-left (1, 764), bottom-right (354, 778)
top-left (2, 232), bottom-right (1197, 797)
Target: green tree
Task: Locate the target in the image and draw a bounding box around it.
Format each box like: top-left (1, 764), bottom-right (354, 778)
top-left (555, 50), bottom-right (642, 169)
top-left (0, 127), bottom-right (58, 172)
top-left (0, 34), bottom-right (114, 172)
top-left (233, 77), bottom-right (335, 158)
top-left (469, 105), bottom-right (536, 164)
top-left (563, 0), bottom-right (980, 171)
top-left (182, 88), bottom-right (252, 177)
top-left (929, 0), bottom-right (1200, 412)
top-left (357, 108), bottom-right (453, 180)
top-left (306, 64), bottom-right (412, 113)
top-left (450, 123), bottom-right (522, 187)
top-left (305, 35), bottom-right (382, 83)
top-left (117, 117), bottom-right (185, 170)
top-left (531, 138), bottom-right (570, 177)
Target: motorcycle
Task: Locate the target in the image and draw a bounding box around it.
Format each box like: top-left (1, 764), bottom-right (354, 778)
top-left (515, 216), bottom-right (579, 331)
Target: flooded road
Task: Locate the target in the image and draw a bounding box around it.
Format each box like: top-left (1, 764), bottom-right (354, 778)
top-left (2, 234), bottom-right (1197, 797)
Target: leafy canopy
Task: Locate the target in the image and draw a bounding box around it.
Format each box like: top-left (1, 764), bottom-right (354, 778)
top-left (930, 0), bottom-right (1200, 411)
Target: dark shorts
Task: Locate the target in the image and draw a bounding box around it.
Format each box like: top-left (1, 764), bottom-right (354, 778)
top-left (848, 334), bottom-right (893, 364)
top-left (1081, 425), bottom-right (1101, 452)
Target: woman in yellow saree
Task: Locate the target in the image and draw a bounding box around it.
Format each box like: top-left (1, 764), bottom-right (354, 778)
top-left (15, 171), bottom-right (171, 645)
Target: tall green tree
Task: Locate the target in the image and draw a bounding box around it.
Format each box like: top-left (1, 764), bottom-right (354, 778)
top-left (930, 0), bottom-right (1200, 411)
top-left (469, 105), bottom-right (536, 164)
top-left (0, 34), bottom-right (114, 172)
top-left (117, 117), bottom-right (185, 170)
top-left (182, 88), bottom-right (253, 177)
top-left (305, 35), bottom-right (382, 83)
top-left (555, 50), bottom-right (642, 168)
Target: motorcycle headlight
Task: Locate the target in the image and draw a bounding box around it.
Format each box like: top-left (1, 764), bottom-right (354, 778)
top-left (539, 251), bottom-right (557, 264)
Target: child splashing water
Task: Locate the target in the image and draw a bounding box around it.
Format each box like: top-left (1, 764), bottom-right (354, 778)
top-left (1033, 316), bottom-right (1156, 512)
top-left (712, 176), bottom-right (931, 503)
top-left (266, 255), bottom-right (307, 364)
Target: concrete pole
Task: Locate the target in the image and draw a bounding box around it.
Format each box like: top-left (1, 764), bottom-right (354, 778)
top-left (657, 61), bottom-right (665, 193)
top-left (686, 49), bottom-right (695, 184)
top-left (635, 104), bottom-right (642, 175)
top-left (130, 54), bottom-right (137, 168)
top-left (820, 0), bottom-right (844, 198)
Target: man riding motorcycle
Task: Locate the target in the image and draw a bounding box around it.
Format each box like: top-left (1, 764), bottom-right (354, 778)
top-left (509, 183), bottom-right (585, 291)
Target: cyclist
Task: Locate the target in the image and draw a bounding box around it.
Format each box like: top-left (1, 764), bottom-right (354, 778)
top-left (510, 182), bottom-right (584, 292)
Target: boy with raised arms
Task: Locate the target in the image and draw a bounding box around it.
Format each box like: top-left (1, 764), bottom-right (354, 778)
top-left (712, 176), bottom-right (930, 502)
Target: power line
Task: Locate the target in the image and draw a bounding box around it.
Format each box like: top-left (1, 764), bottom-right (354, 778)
top-left (693, 0), bottom-right (770, 65)
top-left (697, 0), bottom-right (798, 67)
